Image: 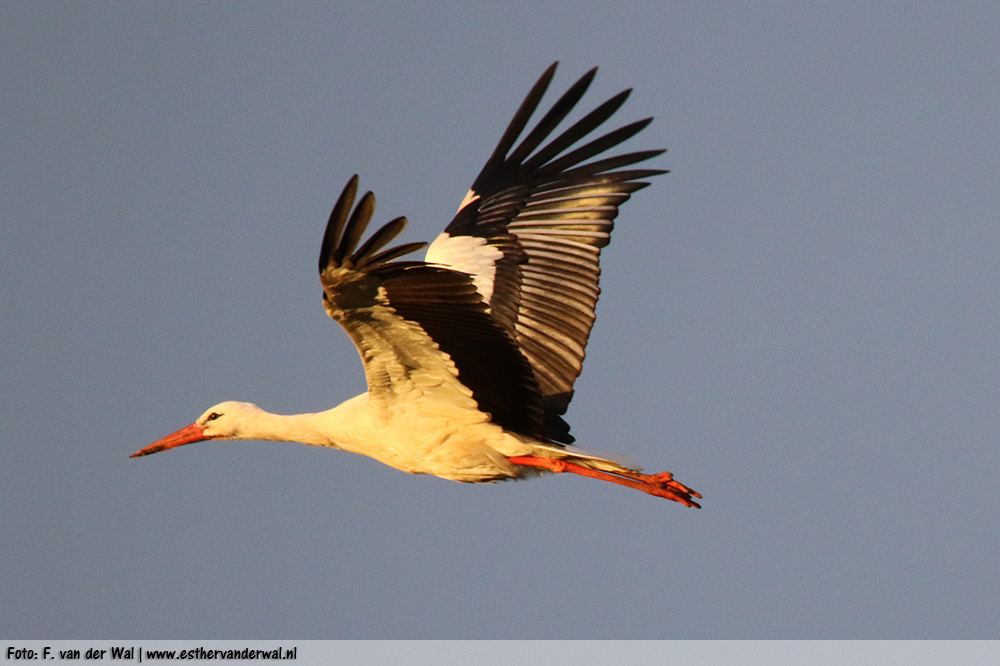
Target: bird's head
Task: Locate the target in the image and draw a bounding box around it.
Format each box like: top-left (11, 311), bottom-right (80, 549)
top-left (130, 401), bottom-right (262, 458)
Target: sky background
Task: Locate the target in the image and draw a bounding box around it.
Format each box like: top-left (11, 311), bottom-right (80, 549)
top-left (3, 1), bottom-right (999, 638)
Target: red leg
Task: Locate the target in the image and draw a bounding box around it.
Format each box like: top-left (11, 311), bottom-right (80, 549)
top-left (508, 456), bottom-right (702, 508)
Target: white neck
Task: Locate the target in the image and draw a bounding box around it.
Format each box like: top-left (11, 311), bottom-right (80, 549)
top-left (231, 394), bottom-right (369, 450)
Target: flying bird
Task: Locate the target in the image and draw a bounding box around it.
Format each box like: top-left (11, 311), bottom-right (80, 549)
top-left (132, 63), bottom-right (701, 507)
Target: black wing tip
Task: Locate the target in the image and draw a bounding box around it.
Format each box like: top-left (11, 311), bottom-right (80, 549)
top-left (366, 241), bottom-right (427, 267)
top-left (576, 66), bottom-right (599, 88)
top-left (334, 190), bottom-right (377, 265)
top-left (319, 176), bottom-right (422, 275)
top-left (318, 176), bottom-right (359, 273)
top-left (471, 64), bottom-right (664, 197)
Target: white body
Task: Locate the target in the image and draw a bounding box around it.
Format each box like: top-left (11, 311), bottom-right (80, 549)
top-left (199, 394), bottom-right (631, 483)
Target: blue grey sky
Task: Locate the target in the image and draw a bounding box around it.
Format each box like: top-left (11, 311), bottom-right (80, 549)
top-left (3, 1), bottom-right (999, 638)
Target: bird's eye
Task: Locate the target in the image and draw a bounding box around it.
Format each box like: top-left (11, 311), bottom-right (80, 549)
top-left (206, 412), bottom-right (221, 421)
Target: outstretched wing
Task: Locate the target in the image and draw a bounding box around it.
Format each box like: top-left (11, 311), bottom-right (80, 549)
top-left (425, 62), bottom-right (666, 441)
top-left (319, 176), bottom-right (546, 440)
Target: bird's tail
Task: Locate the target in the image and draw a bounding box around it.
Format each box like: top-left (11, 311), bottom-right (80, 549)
top-left (533, 442), bottom-right (642, 474)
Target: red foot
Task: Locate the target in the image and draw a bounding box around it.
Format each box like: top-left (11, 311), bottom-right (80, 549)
top-left (507, 456), bottom-right (702, 508)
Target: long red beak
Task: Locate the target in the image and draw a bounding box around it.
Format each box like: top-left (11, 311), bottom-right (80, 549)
top-left (131, 422), bottom-right (209, 458)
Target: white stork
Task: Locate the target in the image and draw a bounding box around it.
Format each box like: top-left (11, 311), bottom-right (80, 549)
top-left (132, 63), bottom-right (701, 507)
